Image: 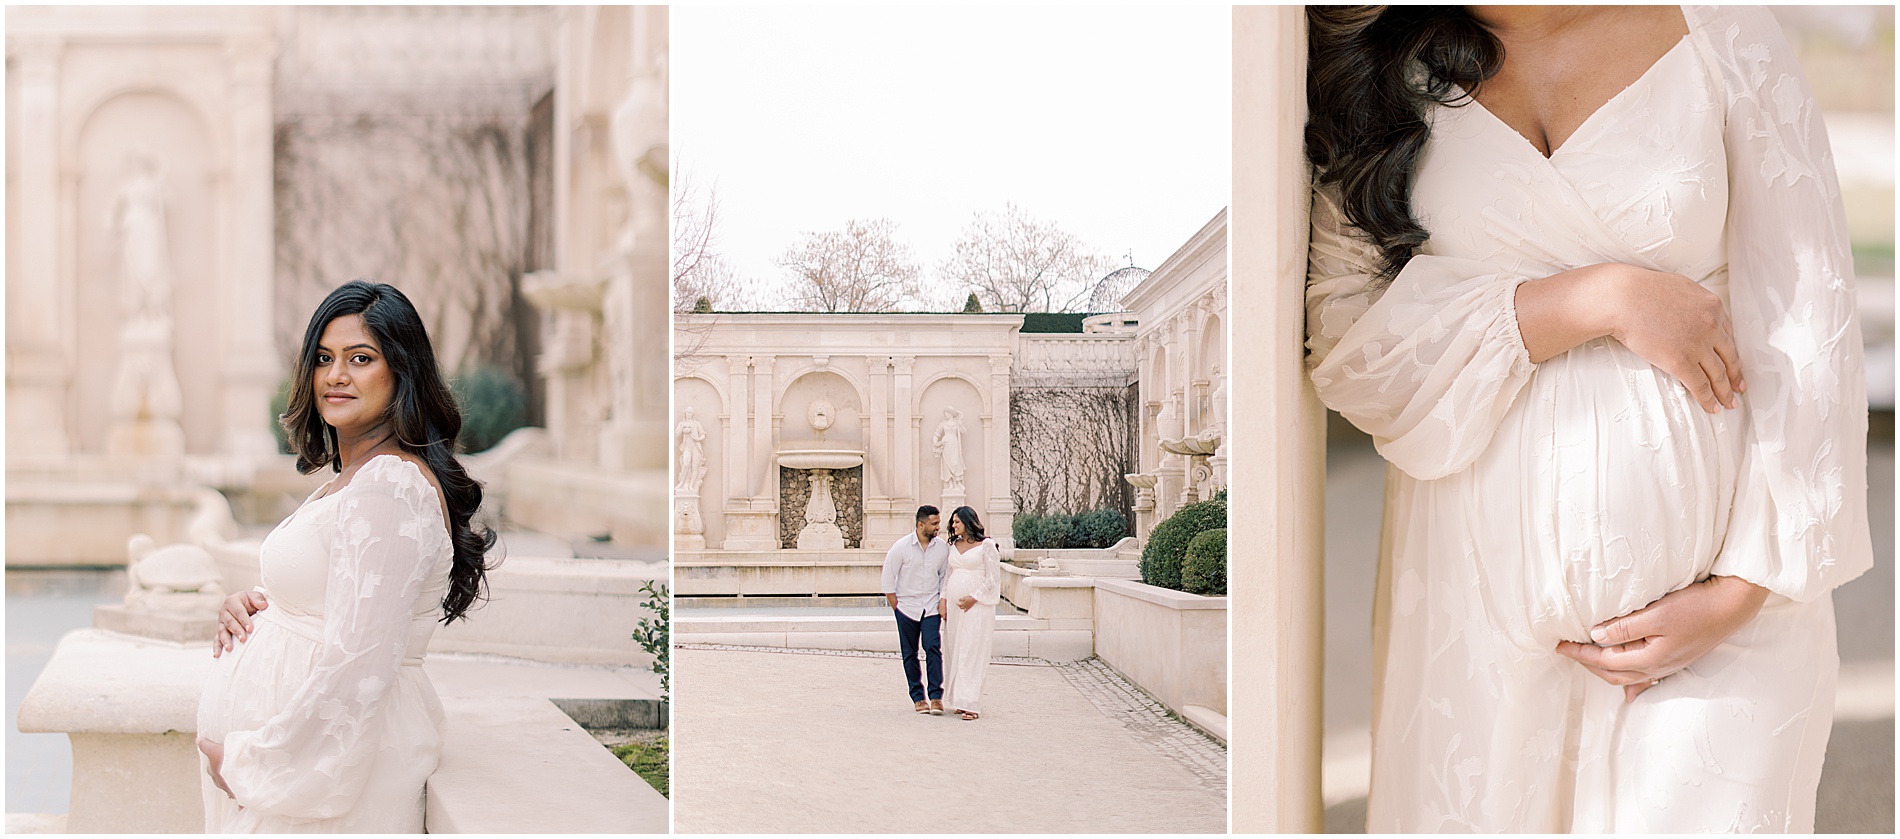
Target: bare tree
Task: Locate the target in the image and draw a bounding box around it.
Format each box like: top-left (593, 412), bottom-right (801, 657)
top-left (776, 218), bottom-right (921, 312)
top-left (938, 204), bottom-right (1118, 313)
top-left (672, 164), bottom-right (748, 312)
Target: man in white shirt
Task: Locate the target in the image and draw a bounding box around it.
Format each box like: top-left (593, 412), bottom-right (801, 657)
top-left (882, 505), bottom-right (949, 714)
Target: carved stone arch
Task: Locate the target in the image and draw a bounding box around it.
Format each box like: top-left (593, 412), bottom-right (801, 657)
top-left (67, 84), bottom-right (229, 165)
top-left (910, 370), bottom-right (991, 418)
top-left (673, 371), bottom-right (729, 411)
top-left (771, 363), bottom-right (870, 418)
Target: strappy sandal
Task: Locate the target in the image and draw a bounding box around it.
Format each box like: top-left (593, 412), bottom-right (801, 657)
top-left (958, 710), bottom-right (979, 721)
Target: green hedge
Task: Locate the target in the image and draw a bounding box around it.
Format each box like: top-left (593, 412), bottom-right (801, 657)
top-left (1181, 527), bottom-right (1227, 596)
top-left (1140, 497), bottom-right (1226, 591)
top-left (1012, 507), bottom-right (1128, 549)
top-left (452, 365), bottom-right (528, 454)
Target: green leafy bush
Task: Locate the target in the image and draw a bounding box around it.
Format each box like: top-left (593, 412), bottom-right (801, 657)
top-left (1181, 527), bottom-right (1227, 596)
top-left (451, 365), bottom-right (528, 454)
top-left (269, 378), bottom-right (293, 454)
top-left (1073, 508), bottom-right (1128, 548)
top-left (1012, 511), bottom-right (1074, 549)
top-left (961, 292), bottom-right (984, 313)
top-left (1140, 497), bottom-right (1227, 591)
top-left (631, 580), bottom-right (670, 700)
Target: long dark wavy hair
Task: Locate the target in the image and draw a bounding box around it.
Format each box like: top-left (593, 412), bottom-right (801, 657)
top-left (948, 505), bottom-right (986, 544)
top-left (281, 279), bottom-right (497, 624)
top-left (1305, 6), bottom-right (1503, 280)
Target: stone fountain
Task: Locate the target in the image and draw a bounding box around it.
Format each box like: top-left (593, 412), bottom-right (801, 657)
top-left (775, 399), bottom-right (865, 551)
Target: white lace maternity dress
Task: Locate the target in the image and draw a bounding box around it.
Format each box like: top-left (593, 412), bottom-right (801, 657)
top-left (1304, 6), bottom-right (1873, 832)
top-left (942, 538), bottom-right (1003, 715)
top-left (197, 454), bottom-right (453, 832)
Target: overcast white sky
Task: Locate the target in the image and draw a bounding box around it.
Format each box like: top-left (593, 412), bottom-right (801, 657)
top-left (672, 5), bottom-right (1231, 309)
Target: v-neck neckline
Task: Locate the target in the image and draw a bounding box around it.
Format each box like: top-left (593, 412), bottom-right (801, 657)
top-left (953, 539), bottom-right (985, 555)
top-left (1455, 33), bottom-right (1690, 162)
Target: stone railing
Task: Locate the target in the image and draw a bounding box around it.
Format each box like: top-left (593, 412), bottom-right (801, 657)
top-left (1012, 334), bottom-right (1137, 387)
top-left (1092, 578), bottom-right (1227, 742)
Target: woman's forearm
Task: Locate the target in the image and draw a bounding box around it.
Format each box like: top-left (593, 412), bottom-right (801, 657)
top-left (1512, 263), bottom-right (1626, 363)
top-left (1513, 262), bottom-right (1743, 412)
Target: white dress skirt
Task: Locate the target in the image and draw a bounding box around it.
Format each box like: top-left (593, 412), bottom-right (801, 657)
top-left (941, 538), bottom-right (1003, 715)
top-left (1304, 7), bottom-right (1872, 832)
top-left (196, 454), bottom-right (453, 832)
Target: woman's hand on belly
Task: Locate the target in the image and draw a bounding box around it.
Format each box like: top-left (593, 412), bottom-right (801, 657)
top-left (212, 590), bottom-right (270, 657)
top-left (197, 735), bottom-right (234, 798)
top-left (1515, 262), bottom-right (1745, 413)
top-left (1555, 575), bottom-right (1770, 701)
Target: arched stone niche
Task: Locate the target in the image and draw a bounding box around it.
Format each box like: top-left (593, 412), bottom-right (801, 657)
top-left (916, 372), bottom-right (986, 515)
top-left (775, 369), bottom-right (866, 549)
top-left (673, 374), bottom-right (725, 547)
top-left (1196, 310), bottom-right (1225, 430)
top-left (72, 90), bottom-right (219, 454)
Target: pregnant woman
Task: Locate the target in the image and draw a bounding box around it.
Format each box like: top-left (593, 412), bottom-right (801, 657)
top-left (1304, 6), bottom-right (1871, 831)
top-left (195, 280), bottom-right (496, 831)
top-left (941, 505), bottom-right (1003, 721)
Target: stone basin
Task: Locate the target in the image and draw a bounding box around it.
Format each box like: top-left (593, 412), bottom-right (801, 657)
top-left (773, 448), bottom-right (864, 470)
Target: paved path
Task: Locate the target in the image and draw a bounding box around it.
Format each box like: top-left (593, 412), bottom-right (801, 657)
top-left (672, 646), bottom-right (1226, 834)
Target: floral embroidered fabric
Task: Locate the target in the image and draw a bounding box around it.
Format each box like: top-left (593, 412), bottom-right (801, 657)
top-left (1305, 6), bottom-right (1871, 831)
top-left (942, 538), bottom-right (1002, 714)
top-left (196, 454), bottom-right (453, 832)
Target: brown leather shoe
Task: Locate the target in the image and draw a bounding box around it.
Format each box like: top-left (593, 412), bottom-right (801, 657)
top-left (914, 700), bottom-right (930, 714)
top-left (929, 699), bottom-right (945, 715)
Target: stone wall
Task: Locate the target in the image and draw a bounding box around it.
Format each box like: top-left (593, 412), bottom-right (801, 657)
top-left (777, 465), bottom-right (864, 549)
top-left (1009, 383), bottom-right (1139, 524)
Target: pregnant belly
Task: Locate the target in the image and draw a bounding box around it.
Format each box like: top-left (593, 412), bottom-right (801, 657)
top-left (1466, 337), bottom-right (1745, 648)
top-left (196, 613), bottom-right (324, 742)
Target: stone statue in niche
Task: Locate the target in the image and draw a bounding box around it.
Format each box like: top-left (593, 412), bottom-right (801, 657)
top-left (674, 407), bottom-right (708, 494)
top-left (795, 470), bottom-right (846, 550)
top-left (112, 149), bottom-right (175, 321)
top-left (104, 147), bottom-right (186, 457)
top-left (932, 406), bottom-right (967, 494)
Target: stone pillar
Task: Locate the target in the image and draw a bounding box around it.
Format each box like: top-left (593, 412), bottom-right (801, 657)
top-left (891, 355), bottom-right (915, 508)
top-left (7, 36), bottom-right (73, 463)
top-left (750, 356), bottom-right (775, 503)
top-left (724, 354), bottom-right (749, 504)
top-left (985, 354), bottom-right (1014, 541)
top-left (221, 33), bottom-right (281, 459)
top-left (1232, 6), bottom-right (1323, 831)
top-left (865, 358), bottom-right (887, 499)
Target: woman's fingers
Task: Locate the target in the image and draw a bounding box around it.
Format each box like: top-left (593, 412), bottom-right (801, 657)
top-left (1700, 353), bottom-right (1736, 410)
top-left (1589, 607), bottom-right (1656, 647)
top-left (1713, 317), bottom-right (1745, 396)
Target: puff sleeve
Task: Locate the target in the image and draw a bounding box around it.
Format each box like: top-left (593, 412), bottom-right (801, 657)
top-left (1692, 5), bottom-right (1873, 600)
top-left (218, 458), bottom-right (442, 820)
top-left (1305, 184), bottom-right (1538, 480)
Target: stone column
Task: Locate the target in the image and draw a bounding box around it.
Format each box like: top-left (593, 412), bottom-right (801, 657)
top-left (220, 33), bottom-right (281, 459)
top-left (1232, 6), bottom-right (1323, 831)
top-left (750, 355), bottom-right (775, 503)
top-left (891, 355), bottom-right (915, 507)
top-left (7, 37), bottom-right (73, 463)
top-left (864, 357), bottom-right (887, 499)
top-left (724, 354), bottom-right (750, 504)
top-left (985, 353), bottom-right (1014, 540)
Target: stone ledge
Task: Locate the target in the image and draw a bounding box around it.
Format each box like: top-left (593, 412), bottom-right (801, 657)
top-left (426, 696), bottom-right (668, 833)
top-left (16, 629), bottom-right (209, 735)
top-left (1180, 704), bottom-right (1228, 745)
top-left (1093, 577), bottom-right (1228, 609)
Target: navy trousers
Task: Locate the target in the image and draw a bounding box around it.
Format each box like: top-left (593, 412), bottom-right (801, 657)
top-left (893, 608), bottom-right (943, 702)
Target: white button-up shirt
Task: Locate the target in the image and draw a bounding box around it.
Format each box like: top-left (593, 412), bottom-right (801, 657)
top-left (881, 530), bottom-right (948, 621)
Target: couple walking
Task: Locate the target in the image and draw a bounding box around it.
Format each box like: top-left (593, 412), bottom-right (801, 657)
top-left (880, 505), bottom-right (1003, 720)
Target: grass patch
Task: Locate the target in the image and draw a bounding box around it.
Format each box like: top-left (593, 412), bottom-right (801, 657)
top-left (610, 736), bottom-right (669, 797)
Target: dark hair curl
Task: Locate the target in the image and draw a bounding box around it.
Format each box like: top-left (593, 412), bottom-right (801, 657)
top-left (948, 506), bottom-right (986, 544)
top-left (281, 279), bottom-right (498, 624)
top-left (1305, 5), bottom-right (1502, 280)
